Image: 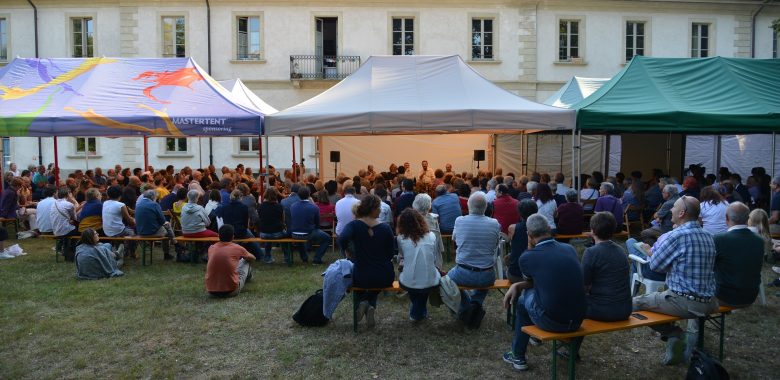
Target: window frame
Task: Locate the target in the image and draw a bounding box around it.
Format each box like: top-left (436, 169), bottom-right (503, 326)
top-left (75, 137), bottom-right (98, 156)
top-left (0, 15), bottom-right (9, 62)
top-left (165, 137), bottom-right (189, 153)
top-left (66, 13), bottom-right (97, 58)
top-left (160, 14), bottom-right (187, 58)
top-left (623, 18), bottom-right (650, 63)
top-left (557, 18), bottom-right (583, 62)
top-left (232, 12), bottom-right (265, 62)
top-left (389, 15), bottom-right (417, 56)
top-left (70, 17), bottom-right (94, 58)
top-left (238, 136), bottom-right (260, 154)
top-left (469, 16), bottom-right (497, 61)
top-left (689, 20), bottom-right (715, 58)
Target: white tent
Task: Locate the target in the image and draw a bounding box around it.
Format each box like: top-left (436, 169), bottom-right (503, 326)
top-left (544, 76), bottom-right (610, 108)
top-left (265, 55), bottom-right (575, 136)
top-left (218, 79), bottom-right (278, 115)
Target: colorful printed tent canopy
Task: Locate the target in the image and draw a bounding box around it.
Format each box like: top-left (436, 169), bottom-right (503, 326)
top-left (573, 56), bottom-right (780, 133)
top-left (266, 55), bottom-right (575, 136)
top-left (0, 57), bottom-right (263, 137)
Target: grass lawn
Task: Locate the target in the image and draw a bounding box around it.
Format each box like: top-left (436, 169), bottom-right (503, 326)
top-left (1, 237), bottom-right (779, 379)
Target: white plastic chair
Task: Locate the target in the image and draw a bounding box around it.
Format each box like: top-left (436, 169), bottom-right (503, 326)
top-left (628, 254), bottom-right (666, 296)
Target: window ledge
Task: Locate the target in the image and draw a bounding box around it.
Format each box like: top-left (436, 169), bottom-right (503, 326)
top-left (156, 153), bottom-right (194, 158)
top-left (467, 59), bottom-right (502, 64)
top-left (554, 60), bottom-right (587, 66)
top-left (66, 155), bottom-right (102, 159)
top-left (230, 59), bottom-right (267, 64)
top-left (231, 153), bottom-right (266, 158)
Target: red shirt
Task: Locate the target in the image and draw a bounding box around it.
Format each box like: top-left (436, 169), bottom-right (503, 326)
top-left (205, 242), bottom-right (255, 293)
top-left (316, 202), bottom-right (336, 227)
top-left (492, 195), bottom-right (520, 234)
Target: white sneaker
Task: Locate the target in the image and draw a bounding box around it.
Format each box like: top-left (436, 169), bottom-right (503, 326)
top-left (772, 266), bottom-right (780, 275)
top-left (366, 306), bottom-right (376, 328)
top-left (0, 250), bottom-right (14, 259)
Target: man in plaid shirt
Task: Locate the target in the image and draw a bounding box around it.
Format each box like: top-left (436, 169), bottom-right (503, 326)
top-left (633, 195), bottom-right (718, 365)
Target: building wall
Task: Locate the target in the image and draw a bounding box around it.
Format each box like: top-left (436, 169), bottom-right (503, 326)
top-left (0, 0), bottom-right (777, 174)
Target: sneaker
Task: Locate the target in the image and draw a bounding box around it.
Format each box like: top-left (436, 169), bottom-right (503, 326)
top-left (663, 336), bottom-right (686, 365)
top-left (529, 337), bottom-right (543, 347)
top-left (772, 266), bottom-right (780, 275)
top-left (366, 306), bottom-right (376, 328)
top-left (263, 256), bottom-right (275, 264)
top-left (503, 351), bottom-right (529, 371)
top-left (356, 301), bottom-right (369, 323)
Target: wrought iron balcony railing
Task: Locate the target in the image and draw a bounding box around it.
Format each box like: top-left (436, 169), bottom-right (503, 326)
top-left (289, 55), bottom-right (361, 80)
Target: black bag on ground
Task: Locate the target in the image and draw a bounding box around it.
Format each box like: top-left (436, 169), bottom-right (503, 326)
top-left (293, 289), bottom-right (329, 327)
top-left (686, 349), bottom-right (729, 380)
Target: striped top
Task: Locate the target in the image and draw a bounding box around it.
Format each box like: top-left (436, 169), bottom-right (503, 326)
top-left (453, 214), bottom-right (500, 269)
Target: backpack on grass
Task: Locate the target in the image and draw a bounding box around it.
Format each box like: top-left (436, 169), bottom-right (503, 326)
top-left (293, 289), bottom-right (329, 327)
top-left (686, 349), bottom-right (729, 380)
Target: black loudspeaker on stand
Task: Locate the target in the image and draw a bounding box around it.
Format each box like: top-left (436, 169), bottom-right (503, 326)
top-left (330, 151), bottom-right (340, 179)
top-left (473, 149), bottom-right (485, 169)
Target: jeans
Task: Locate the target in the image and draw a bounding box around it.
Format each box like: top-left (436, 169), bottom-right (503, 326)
top-left (446, 265), bottom-right (495, 314)
top-left (259, 231), bottom-right (290, 261)
top-left (293, 229), bottom-right (331, 262)
top-left (401, 284), bottom-right (436, 321)
top-left (512, 289), bottom-right (581, 358)
top-left (236, 230), bottom-right (264, 259)
top-left (625, 238), bottom-right (667, 282)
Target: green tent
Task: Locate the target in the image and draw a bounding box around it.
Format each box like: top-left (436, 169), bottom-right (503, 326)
top-left (573, 56), bottom-right (780, 134)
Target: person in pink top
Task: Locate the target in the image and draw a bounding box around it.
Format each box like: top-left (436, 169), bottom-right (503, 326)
top-left (492, 184), bottom-right (520, 234)
top-left (315, 190), bottom-right (336, 229)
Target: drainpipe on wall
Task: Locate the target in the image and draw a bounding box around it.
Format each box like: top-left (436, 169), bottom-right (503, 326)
top-left (205, 0), bottom-right (213, 166)
top-left (751, 1), bottom-right (769, 58)
top-left (27, 0), bottom-right (43, 166)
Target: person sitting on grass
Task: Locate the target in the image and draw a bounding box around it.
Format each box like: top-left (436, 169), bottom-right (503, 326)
top-left (205, 224), bottom-right (255, 298)
top-left (397, 208), bottom-right (441, 322)
top-left (75, 228), bottom-right (124, 280)
top-left (568, 212), bottom-right (632, 360)
top-left (337, 194), bottom-right (395, 329)
top-left (502, 214), bottom-right (586, 371)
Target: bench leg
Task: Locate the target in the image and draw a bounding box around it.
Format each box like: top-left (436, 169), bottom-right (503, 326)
top-left (352, 291), bottom-right (359, 333)
top-left (718, 313), bottom-right (726, 361)
top-left (696, 317), bottom-right (706, 352)
top-left (284, 243), bottom-right (293, 267)
top-left (567, 341), bottom-right (576, 380)
top-left (551, 340), bottom-right (559, 380)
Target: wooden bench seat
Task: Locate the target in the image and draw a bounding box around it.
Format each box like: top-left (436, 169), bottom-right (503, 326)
top-left (176, 237), bottom-right (307, 266)
top-left (553, 231), bottom-right (628, 241)
top-left (520, 305), bottom-right (735, 380)
top-left (348, 279), bottom-right (511, 332)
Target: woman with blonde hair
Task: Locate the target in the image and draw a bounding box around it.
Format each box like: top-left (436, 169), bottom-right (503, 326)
top-left (748, 208), bottom-right (772, 260)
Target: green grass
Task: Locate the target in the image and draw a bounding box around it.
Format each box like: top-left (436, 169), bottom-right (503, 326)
top-left (1, 238), bottom-right (779, 379)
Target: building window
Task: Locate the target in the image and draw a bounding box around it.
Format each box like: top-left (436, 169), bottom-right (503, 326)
top-left (392, 18), bottom-right (414, 55)
top-left (75, 137), bottom-right (96, 155)
top-left (559, 20), bottom-right (580, 61)
top-left (239, 137), bottom-right (259, 153)
top-left (166, 137), bottom-right (187, 153)
top-left (471, 18), bottom-right (493, 60)
top-left (691, 23), bottom-right (710, 58)
top-left (162, 16), bottom-right (185, 58)
top-left (625, 21), bottom-right (645, 61)
top-left (72, 17), bottom-right (94, 58)
top-left (0, 18), bottom-right (7, 61)
top-left (237, 16), bottom-right (261, 60)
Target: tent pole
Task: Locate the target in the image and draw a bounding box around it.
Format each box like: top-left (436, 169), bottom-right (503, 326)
top-left (772, 133), bottom-right (777, 179)
top-left (53, 136), bottom-right (60, 187)
top-left (84, 141), bottom-right (89, 171)
top-left (143, 136), bottom-right (149, 172)
top-left (666, 133), bottom-right (671, 176)
top-left (264, 133), bottom-right (270, 187)
top-left (715, 136), bottom-right (722, 176)
top-left (571, 128), bottom-right (576, 193)
top-left (577, 130), bottom-right (582, 202)
top-left (258, 134), bottom-right (264, 195)
top-left (209, 138), bottom-right (213, 166)
top-left (291, 136), bottom-right (297, 182)
top-left (299, 135), bottom-right (304, 176)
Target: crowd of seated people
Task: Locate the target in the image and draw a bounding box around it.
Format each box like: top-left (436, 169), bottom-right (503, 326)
top-left (0, 160), bottom-right (773, 365)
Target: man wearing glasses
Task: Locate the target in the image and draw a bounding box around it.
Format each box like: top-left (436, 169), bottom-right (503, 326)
top-left (632, 195), bottom-right (718, 365)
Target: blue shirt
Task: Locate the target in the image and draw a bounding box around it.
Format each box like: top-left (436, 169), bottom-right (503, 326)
top-left (219, 189), bottom-right (231, 206)
top-left (215, 200), bottom-right (250, 235)
top-left (519, 238), bottom-right (587, 324)
top-left (431, 192), bottom-right (461, 233)
top-left (135, 197), bottom-right (166, 236)
top-left (453, 214), bottom-right (500, 269)
top-left (290, 200), bottom-right (320, 234)
top-left (650, 221), bottom-right (717, 298)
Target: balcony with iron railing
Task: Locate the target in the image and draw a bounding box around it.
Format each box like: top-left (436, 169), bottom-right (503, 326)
top-left (289, 55), bottom-right (361, 80)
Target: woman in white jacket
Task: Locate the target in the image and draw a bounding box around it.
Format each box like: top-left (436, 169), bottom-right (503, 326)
top-left (397, 208), bottom-right (441, 322)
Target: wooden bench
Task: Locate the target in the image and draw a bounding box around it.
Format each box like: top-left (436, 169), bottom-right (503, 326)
top-left (348, 279), bottom-right (511, 332)
top-left (520, 305), bottom-right (735, 380)
top-left (553, 231), bottom-right (628, 241)
top-left (176, 236), bottom-right (307, 266)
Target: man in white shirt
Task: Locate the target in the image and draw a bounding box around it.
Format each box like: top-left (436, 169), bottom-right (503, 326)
top-left (50, 186), bottom-right (79, 261)
top-left (554, 172), bottom-right (571, 196)
top-left (35, 186), bottom-right (56, 234)
top-left (335, 186), bottom-right (360, 237)
top-left (418, 160), bottom-right (435, 185)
